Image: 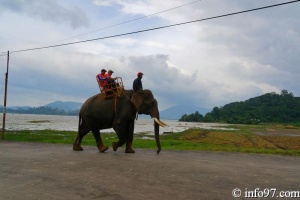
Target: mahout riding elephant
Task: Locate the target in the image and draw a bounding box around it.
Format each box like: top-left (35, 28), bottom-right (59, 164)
top-left (73, 89), bottom-right (166, 154)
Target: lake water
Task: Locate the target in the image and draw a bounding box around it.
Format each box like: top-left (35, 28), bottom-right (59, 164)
top-left (0, 114), bottom-right (234, 134)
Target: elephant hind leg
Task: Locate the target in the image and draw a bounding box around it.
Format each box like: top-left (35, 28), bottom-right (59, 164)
top-left (73, 118), bottom-right (90, 151)
top-left (92, 130), bottom-right (109, 153)
top-left (112, 142), bottom-right (118, 151)
top-left (73, 131), bottom-right (88, 150)
top-left (98, 145), bottom-right (109, 153)
top-left (73, 136), bottom-right (84, 151)
top-left (112, 140), bottom-right (126, 152)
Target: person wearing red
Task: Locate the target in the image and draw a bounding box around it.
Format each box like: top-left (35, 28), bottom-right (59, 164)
top-left (97, 69), bottom-right (108, 87)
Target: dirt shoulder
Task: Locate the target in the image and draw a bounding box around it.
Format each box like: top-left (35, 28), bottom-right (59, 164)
top-left (1, 141), bottom-right (300, 199)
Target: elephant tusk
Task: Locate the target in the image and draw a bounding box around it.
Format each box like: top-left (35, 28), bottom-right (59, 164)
top-left (159, 120), bottom-right (168, 127)
top-left (153, 118), bottom-right (165, 127)
top-left (153, 118), bottom-right (168, 127)
top-left (154, 118), bottom-right (164, 127)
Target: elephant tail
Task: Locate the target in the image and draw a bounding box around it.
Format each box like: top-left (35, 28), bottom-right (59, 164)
top-left (78, 113), bottom-right (82, 129)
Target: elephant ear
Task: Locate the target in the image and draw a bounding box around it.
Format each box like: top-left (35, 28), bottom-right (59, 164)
top-left (131, 92), bottom-right (144, 111)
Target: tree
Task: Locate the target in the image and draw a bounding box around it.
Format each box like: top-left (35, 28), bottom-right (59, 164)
top-left (202, 90), bottom-right (300, 124)
top-left (179, 111), bottom-right (203, 122)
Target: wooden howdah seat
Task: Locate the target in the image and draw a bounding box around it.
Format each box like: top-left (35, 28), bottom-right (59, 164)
top-left (96, 76), bottom-right (124, 99)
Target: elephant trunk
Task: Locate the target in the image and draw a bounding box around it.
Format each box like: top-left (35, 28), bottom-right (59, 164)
top-left (150, 104), bottom-right (161, 154)
top-left (154, 114), bottom-right (161, 154)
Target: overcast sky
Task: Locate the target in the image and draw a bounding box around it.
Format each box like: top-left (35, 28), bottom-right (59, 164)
top-left (0, 0), bottom-right (299, 111)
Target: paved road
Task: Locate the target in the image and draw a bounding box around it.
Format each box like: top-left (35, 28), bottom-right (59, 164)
top-left (0, 141), bottom-right (300, 200)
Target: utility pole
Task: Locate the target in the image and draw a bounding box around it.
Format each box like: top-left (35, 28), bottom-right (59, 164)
top-left (2, 51), bottom-right (9, 140)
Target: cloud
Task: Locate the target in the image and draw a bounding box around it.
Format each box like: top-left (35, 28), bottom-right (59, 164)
top-left (93, 0), bottom-right (120, 7)
top-left (0, 0), bottom-right (89, 29)
top-left (124, 54), bottom-right (212, 108)
top-left (198, 1), bottom-right (300, 72)
top-left (1, 0), bottom-right (300, 111)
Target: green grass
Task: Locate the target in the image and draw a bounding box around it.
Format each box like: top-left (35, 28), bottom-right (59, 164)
top-left (3, 123), bottom-right (300, 156)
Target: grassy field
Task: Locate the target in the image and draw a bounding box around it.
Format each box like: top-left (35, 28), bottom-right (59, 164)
top-left (3, 123), bottom-right (300, 156)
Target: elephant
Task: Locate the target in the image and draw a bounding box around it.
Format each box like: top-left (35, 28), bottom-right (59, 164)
top-left (73, 89), bottom-right (166, 154)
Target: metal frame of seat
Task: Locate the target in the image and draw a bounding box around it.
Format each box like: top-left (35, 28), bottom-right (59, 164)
top-left (96, 76), bottom-right (124, 99)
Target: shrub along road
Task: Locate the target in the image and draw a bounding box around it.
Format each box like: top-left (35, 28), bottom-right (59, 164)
top-left (0, 141), bottom-right (300, 199)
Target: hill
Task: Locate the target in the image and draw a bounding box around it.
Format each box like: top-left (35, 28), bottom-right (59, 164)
top-left (44, 101), bottom-right (82, 112)
top-left (3, 101), bottom-right (82, 116)
top-left (203, 90), bottom-right (300, 124)
top-left (160, 105), bottom-right (210, 120)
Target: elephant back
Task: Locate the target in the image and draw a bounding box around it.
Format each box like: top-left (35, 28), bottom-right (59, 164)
top-left (80, 94), bottom-right (115, 114)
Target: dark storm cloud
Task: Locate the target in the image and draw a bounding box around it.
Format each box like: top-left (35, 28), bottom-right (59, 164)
top-left (0, 0), bottom-right (89, 29)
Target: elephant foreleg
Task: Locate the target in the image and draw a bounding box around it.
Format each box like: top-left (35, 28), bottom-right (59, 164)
top-left (112, 121), bottom-right (127, 152)
top-left (92, 130), bottom-right (109, 153)
top-left (112, 120), bottom-right (135, 153)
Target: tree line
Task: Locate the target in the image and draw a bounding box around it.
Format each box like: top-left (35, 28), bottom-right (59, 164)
top-left (6, 106), bottom-right (79, 116)
top-left (179, 90), bottom-right (300, 125)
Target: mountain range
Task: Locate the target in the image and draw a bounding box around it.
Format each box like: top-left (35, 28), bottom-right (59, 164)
top-left (43, 101), bottom-right (82, 112)
top-left (4, 101), bottom-right (210, 120)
